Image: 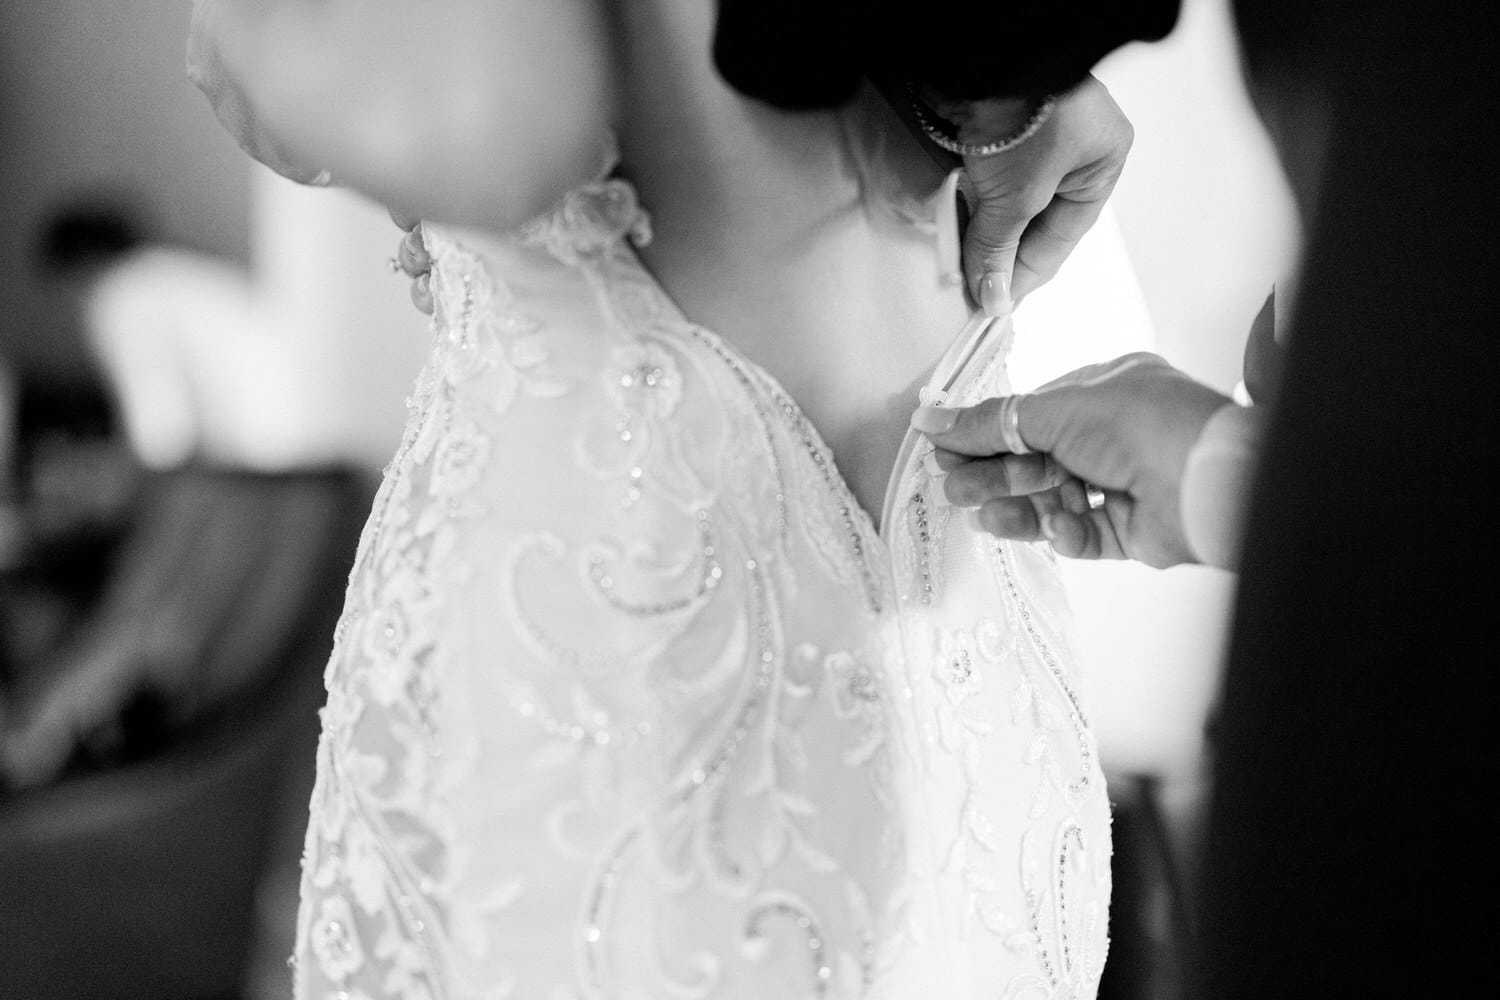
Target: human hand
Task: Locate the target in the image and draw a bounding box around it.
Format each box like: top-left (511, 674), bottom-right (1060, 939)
top-left (919, 76), bottom-right (1133, 313)
top-left (186, 0), bottom-right (331, 186)
top-left (388, 208), bottom-right (434, 314)
top-left (911, 353), bottom-right (1232, 568)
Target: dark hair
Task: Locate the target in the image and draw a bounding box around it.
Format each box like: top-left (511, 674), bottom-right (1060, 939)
top-left (713, 1), bottom-right (1181, 110)
top-left (33, 201), bottom-right (145, 276)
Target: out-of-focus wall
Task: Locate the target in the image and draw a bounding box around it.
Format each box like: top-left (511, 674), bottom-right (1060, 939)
top-left (248, 171), bottom-right (430, 473)
top-left (1102, 0), bottom-right (1300, 391)
top-left (0, 0), bottom-right (250, 378)
top-left (0, 1), bottom-right (428, 472)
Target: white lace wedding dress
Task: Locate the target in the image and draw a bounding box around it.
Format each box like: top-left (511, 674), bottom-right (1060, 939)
top-left (292, 168), bottom-right (1111, 999)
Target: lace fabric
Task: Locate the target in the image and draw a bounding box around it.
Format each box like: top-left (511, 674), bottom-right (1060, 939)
top-left (292, 177), bottom-right (1110, 1000)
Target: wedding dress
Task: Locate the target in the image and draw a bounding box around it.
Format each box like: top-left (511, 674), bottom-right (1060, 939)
top-left (292, 163), bottom-right (1111, 999)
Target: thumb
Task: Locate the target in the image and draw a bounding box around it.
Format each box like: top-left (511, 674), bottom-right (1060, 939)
top-left (963, 187), bottom-right (1028, 317)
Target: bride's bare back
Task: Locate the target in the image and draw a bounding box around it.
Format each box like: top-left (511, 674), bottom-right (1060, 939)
top-left (614, 0), bottom-right (969, 523)
top-left (203, 4), bottom-right (1114, 998)
top-left (193, 0), bottom-right (967, 525)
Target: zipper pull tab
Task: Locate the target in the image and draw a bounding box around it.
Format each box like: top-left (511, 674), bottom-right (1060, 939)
top-left (934, 168), bottom-right (965, 292)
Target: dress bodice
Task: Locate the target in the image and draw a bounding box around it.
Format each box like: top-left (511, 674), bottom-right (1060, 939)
top-left (293, 177), bottom-right (1110, 1000)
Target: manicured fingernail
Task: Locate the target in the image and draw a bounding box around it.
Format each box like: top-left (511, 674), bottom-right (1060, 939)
top-left (980, 272), bottom-right (1011, 317)
top-left (967, 507), bottom-right (988, 532)
top-left (911, 405), bottom-right (958, 434)
top-left (1040, 513), bottom-right (1058, 541)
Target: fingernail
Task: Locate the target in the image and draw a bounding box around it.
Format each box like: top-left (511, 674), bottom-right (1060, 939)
top-left (911, 405), bottom-right (958, 434)
top-left (967, 507), bottom-right (988, 533)
top-left (1040, 513), bottom-right (1058, 541)
top-left (980, 272), bottom-right (1011, 317)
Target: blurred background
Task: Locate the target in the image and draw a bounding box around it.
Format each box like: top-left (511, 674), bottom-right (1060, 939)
top-left (0, 1), bottom-right (1294, 998)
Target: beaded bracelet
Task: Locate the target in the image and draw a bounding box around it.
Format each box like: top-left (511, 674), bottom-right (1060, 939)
top-left (907, 82), bottom-right (1056, 158)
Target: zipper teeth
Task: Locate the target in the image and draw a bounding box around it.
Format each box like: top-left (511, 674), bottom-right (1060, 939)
top-left (939, 317), bottom-right (999, 396)
top-left (880, 310), bottom-right (1006, 536)
top-left (926, 312), bottom-right (1000, 402)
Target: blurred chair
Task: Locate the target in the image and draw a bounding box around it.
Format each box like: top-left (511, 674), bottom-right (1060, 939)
top-left (0, 197), bottom-right (376, 997)
top-left (0, 464), bottom-right (368, 999)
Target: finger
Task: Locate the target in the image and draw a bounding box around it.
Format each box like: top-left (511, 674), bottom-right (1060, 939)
top-left (912, 393), bottom-right (1062, 459)
top-left (963, 184), bottom-right (1050, 316)
top-left (1010, 453), bottom-right (1066, 494)
top-left (944, 453), bottom-right (1061, 506)
top-left (932, 445), bottom-right (1060, 478)
top-left (969, 258), bottom-right (1014, 318)
top-left (931, 447), bottom-right (971, 472)
top-left (1040, 511), bottom-right (1092, 557)
top-left (1057, 477), bottom-right (1090, 515)
top-left (973, 496), bottom-right (1044, 541)
top-left (972, 480), bottom-right (1081, 541)
top-left (1009, 192), bottom-right (1110, 302)
top-left (1041, 504), bottom-right (1130, 561)
top-left (397, 227), bottom-right (431, 276)
top-left (944, 456), bottom-right (1011, 508)
top-left (410, 271), bottom-right (434, 314)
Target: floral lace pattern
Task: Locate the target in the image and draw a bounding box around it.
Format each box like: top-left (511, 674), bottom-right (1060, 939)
top-left (293, 178), bottom-right (1110, 999)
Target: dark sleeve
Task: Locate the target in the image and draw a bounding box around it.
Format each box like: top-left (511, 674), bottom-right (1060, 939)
top-left (712, 0), bottom-right (1180, 110)
top-left (1196, 2), bottom-right (1500, 995)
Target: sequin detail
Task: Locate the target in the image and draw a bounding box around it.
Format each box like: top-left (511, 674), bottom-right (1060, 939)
top-left (293, 173), bottom-right (1110, 1000)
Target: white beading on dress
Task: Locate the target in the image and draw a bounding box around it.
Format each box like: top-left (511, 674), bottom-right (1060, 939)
top-left (292, 173), bottom-right (1111, 999)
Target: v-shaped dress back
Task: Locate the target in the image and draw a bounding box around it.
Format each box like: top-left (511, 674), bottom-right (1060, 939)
top-left (293, 174), bottom-right (1110, 1000)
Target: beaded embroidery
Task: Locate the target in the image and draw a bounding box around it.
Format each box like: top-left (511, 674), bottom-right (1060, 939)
top-left (293, 176), bottom-right (1110, 1000)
